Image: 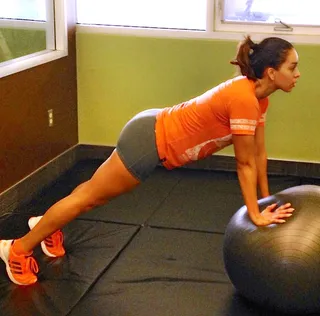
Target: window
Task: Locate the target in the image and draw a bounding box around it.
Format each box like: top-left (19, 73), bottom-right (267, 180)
top-left (76, 0), bottom-right (320, 43)
top-left (216, 0), bottom-right (320, 35)
top-left (0, 0), bottom-right (68, 78)
top-left (0, 0), bottom-right (55, 57)
top-left (222, 0), bottom-right (320, 26)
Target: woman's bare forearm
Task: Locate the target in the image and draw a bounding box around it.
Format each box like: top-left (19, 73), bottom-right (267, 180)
top-left (255, 153), bottom-right (269, 198)
top-left (236, 162), bottom-right (263, 224)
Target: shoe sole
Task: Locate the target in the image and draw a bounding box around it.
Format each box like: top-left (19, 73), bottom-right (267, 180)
top-left (28, 217), bottom-right (56, 257)
top-left (0, 240), bottom-right (25, 285)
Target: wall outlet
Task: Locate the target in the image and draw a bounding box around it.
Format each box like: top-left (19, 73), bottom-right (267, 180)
top-left (48, 109), bottom-right (54, 127)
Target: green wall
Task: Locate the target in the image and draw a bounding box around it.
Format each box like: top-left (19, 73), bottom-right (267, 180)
top-left (77, 32), bottom-right (320, 162)
top-left (0, 28), bottom-right (46, 62)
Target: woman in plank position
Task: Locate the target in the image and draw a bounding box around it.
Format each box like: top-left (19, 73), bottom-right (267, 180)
top-left (0, 35), bottom-right (300, 285)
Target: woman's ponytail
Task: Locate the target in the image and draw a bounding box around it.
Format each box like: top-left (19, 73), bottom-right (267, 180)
top-left (230, 36), bottom-right (257, 80)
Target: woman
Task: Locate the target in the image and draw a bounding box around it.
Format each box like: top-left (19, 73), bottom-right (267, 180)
top-left (0, 35), bottom-right (300, 285)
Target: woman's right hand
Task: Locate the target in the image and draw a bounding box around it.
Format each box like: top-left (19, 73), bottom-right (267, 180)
top-left (254, 203), bottom-right (295, 226)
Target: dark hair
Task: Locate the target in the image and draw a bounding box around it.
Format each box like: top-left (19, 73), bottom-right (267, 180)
top-left (230, 35), bottom-right (294, 81)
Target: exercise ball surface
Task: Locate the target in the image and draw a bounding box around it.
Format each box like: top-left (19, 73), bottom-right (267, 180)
top-left (223, 185), bottom-right (320, 315)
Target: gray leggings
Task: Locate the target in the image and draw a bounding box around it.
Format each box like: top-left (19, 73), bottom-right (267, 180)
top-left (116, 109), bottom-right (162, 182)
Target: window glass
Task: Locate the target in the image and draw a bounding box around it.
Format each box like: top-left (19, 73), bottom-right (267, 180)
top-left (76, 0), bottom-right (207, 30)
top-left (223, 0), bottom-right (320, 26)
top-left (0, 0), bottom-right (46, 21)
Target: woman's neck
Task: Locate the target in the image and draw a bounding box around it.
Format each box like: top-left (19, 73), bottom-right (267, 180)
top-left (254, 78), bottom-right (277, 99)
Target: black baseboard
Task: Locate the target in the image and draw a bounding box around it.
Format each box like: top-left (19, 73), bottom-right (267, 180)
top-left (77, 144), bottom-right (320, 179)
top-left (76, 144), bottom-right (114, 161)
top-left (183, 155), bottom-right (320, 179)
top-left (0, 146), bottom-right (78, 218)
top-left (1, 144), bottom-right (319, 218)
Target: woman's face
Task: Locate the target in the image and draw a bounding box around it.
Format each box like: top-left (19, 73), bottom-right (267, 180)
top-left (274, 48), bottom-right (301, 92)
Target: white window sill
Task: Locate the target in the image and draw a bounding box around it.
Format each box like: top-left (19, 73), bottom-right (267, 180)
top-left (0, 49), bottom-right (68, 78)
top-left (76, 24), bottom-right (320, 45)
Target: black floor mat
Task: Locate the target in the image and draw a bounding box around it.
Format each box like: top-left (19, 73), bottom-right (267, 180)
top-left (0, 219), bottom-right (138, 316)
top-left (148, 169), bottom-right (300, 233)
top-left (0, 159), bottom-right (317, 316)
top-left (79, 167), bottom-right (182, 225)
top-left (68, 227), bottom-right (292, 316)
top-left (68, 226), bottom-right (234, 316)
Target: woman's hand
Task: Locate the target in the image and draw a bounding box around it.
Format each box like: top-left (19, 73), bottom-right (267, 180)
top-left (253, 203), bottom-right (295, 226)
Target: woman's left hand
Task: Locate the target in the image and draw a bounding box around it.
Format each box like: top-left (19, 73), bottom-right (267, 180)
top-left (260, 202), bottom-right (295, 225)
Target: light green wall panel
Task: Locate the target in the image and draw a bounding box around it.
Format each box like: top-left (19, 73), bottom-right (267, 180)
top-left (77, 32), bottom-right (320, 162)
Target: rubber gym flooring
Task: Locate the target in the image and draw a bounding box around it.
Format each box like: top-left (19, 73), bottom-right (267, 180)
top-left (0, 159), bottom-right (319, 316)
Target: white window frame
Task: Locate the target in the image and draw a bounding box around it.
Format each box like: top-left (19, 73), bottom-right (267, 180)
top-left (76, 0), bottom-right (320, 45)
top-left (0, 0), bottom-right (68, 79)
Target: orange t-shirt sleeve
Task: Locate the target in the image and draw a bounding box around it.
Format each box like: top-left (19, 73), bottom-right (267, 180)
top-left (229, 96), bottom-right (261, 135)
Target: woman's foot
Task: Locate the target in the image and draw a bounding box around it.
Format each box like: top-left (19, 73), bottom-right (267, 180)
top-left (28, 216), bottom-right (65, 257)
top-left (0, 239), bottom-right (38, 285)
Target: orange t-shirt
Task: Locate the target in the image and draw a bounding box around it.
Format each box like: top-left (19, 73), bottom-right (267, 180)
top-left (155, 76), bottom-right (269, 170)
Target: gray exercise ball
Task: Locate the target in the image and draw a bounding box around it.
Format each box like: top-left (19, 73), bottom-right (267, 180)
top-left (223, 185), bottom-right (320, 315)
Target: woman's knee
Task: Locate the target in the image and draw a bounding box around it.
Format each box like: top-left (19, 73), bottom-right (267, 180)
top-left (71, 192), bottom-right (108, 215)
top-left (81, 198), bottom-right (108, 213)
top-left (71, 181), bottom-right (89, 195)
top-left (68, 182), bottom-right (106, 214)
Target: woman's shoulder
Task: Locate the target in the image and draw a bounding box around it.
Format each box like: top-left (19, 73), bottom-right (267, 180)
top-left (197, 76), bottom-right (256, 107)
top-left (214, 76), bottom-right (254, 95)
top-left (219, 76), bottom-right (257, 102)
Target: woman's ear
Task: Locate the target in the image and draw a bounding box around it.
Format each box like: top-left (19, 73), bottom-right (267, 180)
top-left (265, 67), bottom-right (276, 81)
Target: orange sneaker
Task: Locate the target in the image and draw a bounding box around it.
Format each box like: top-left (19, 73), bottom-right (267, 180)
top-left (0, 239), bottom-right (38, 285)
top-left (28, 216), bottom-right (65, 257)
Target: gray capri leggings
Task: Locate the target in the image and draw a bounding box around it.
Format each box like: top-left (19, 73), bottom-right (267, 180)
top-left (116, 109), bottom-right (162, 182)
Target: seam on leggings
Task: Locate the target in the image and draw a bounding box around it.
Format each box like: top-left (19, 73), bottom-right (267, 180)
top-left (125, 148), bottom-right (160, 176)
top-left (116, 149), bottom-right (142, 181)
top-left (117, 148), bottom-right (160, 182)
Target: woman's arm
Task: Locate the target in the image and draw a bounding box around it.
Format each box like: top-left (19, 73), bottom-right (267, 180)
top-left (232, 134), bottom-right (294, 226)
top-left (254, 125), bottom-right (269, 198)
top-left (233, 134), bottom-right (262, 225)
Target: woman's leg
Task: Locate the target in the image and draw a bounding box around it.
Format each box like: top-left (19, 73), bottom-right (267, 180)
top-left (0, 108), bottom-right (161, 285)
top-left (20, 149), bottom-right (140, 253)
